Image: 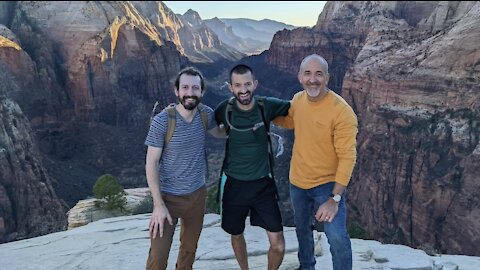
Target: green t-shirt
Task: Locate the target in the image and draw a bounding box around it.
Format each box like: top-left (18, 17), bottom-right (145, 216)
top-left (214, 96), bottom-right (290, 181)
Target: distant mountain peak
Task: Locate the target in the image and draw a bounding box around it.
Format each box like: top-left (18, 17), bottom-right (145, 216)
top-left (183, 9), bottom-right (203, 26)
top-left (210, 17), bottom-right (223, 23)
top-left (218, 18), bottom-right (296, 43)
top-left (184, 8), bottom-right (200, 16)
top-left (259, 18), bottom-right (283, 23)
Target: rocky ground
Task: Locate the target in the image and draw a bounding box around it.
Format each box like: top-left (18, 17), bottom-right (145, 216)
top-left (1, 214), bottom-right (478, 270)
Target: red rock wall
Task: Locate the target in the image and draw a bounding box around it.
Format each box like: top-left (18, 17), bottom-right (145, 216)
top-left (264, 1), bottom-right (480, 255)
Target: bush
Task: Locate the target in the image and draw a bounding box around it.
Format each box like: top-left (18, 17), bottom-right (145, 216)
top-left (206, 185), bottom-right (219, 214)
top-left (348, 222), bottom-right (367, 239)
top-left (92, 174), bottom-right (127, 212)
top-left (132, 191), bottom-right (153, 215)
top-left (418, 244), bottom-right (440, 256)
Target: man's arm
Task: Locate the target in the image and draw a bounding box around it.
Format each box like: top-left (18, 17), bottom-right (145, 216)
top-left (209, 101), bottom-right (229, 138)
top-left (315, 182), bottom-right (347, 223)
top-left (270, 97), bottom-right (294, 129)
top-left (272, 104), bottom-right (294, 129)
top-left (333, 107), bottom-right (358, 186)
top-left (315, 106), bottom-right (358, 223)
top-left (145, 146), bottom-right (173, 238)
top-left (208, 123), bottom-right (228, 138)
top-left (205, 103), bottom-right (228, 138)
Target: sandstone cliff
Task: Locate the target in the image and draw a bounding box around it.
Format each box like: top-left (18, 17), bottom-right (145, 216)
top-left (341, 1), bottom-right (480, 256)
top-left (0, 1), bottom-right (243, 242)
top-left (263, 1), bottom-right (479, 255)
top-left (0, 1), bottom-right (189, 205)
top-left (179, 9), bottom-right (244, 62)
top-left (0, 97), bottom-right (67, 243)
top-left (204, 17), bottom-right (267, 55)
top-left (0, 21), bottom-right (70, 243)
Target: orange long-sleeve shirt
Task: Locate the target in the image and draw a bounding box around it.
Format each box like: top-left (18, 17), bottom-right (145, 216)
top-left (274, 90), bottom-right (358, 188)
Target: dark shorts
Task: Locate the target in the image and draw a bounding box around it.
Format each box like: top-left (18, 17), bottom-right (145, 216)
top-left (221, 175), bottom-right (283, 235)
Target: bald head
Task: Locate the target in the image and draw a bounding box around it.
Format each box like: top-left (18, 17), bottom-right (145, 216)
top-left (299, 54), bottom-right (329, 75)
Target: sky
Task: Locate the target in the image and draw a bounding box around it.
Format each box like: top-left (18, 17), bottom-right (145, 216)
top-left (163, 1), bottom-right (328, 27)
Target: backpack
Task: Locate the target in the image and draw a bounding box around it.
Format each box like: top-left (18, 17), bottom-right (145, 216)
top-left (216, 97), bottom-right (277, 207)
top-left (223, 96), bottom-right (275, 175)
top-left (149, 102), bottom-right (209, 147)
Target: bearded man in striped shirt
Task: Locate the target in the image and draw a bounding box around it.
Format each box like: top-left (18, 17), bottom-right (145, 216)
top-left (144, 67), bottom-right (225, 270)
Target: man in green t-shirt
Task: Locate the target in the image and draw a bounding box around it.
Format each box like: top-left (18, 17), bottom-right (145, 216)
top-left (214, 64), bottom-right (290, 270)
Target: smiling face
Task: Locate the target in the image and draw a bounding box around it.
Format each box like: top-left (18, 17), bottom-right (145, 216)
top-left (229, 70), bottom-right (258, 106)
top-left (298, 57), bottom-right (330, 98)
top-left (175, 74), bottom-right (204, 110)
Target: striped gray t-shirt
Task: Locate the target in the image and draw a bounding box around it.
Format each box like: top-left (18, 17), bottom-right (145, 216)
top-left (145, 105), bottom-right (216, 195)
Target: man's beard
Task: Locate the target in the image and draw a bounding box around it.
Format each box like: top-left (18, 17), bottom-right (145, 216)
top-left (178, 95), bottom-right (200, 110)
top-left (304, 82), bottom-right (325, 97)
top-left (235, 91), bottom-right (253, 105)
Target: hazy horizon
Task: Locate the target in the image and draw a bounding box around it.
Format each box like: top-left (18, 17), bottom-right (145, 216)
top-left (163, 1), bottom-right (327, 27)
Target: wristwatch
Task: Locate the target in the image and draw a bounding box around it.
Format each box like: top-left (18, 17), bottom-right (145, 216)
top-left (331, 193), bottom-right (341, 203)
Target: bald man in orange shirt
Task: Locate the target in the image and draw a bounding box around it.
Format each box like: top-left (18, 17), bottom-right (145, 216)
top-left (274, 54), bottom-right (358, 270)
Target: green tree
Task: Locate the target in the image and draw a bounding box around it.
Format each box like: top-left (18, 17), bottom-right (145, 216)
top-left (92, 174), bottom-right (127, 212)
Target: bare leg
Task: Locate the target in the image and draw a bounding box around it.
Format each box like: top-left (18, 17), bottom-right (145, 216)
top-left (267, 231), bottom-right (285, 270)
top-left (231, 233), bottom-right (249, 270)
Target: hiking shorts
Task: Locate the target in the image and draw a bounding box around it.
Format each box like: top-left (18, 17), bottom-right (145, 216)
top-left (221, 175), bottom-right (283, 235)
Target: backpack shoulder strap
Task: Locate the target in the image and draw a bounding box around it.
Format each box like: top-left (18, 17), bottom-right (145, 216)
top-left (197, 103), bottom-right (209, 131)
top-left (226, 97), bottom-right (235, 113)
top-left (224, 97), bottom-right (236, 135)
top-left (256, 96), bottom-right (265, 106)
top-left (256, 97), bottom-right (275, 179)
top-left (256, 96), bottom-right (268, 131)
top-left (164, 104), bottom-right (176, 145)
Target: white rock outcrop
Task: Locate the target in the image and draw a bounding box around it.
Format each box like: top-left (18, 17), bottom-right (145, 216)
top-left (1, 214), bottom-right (478, 270)
top-left (67, 188), bottom-right (150, 229)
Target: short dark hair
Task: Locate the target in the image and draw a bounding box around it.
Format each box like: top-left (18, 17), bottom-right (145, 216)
top-left (174, 67), bottom-right (205, 91)
top-left (229, 64), bottom-right (255, 84)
